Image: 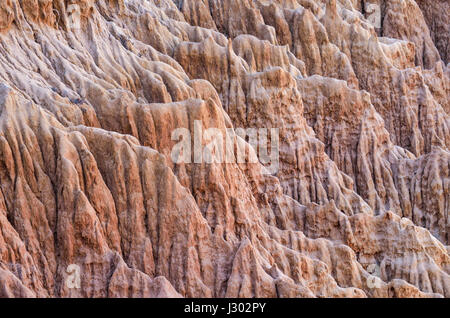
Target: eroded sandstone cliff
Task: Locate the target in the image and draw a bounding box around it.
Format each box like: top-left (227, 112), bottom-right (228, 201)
top-left (0, 0), bottom-right (448, 298)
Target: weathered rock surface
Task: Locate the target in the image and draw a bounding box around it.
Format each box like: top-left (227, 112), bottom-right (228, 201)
top-left (0, 0), bottom-right (448, 298)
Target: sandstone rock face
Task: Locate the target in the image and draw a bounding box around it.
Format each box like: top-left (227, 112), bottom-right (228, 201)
top-left (0, 0), bottom-right (448, 298)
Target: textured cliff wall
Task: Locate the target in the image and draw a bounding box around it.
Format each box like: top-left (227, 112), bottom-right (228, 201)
top-left (0, 0), bottom-right (448, 298)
